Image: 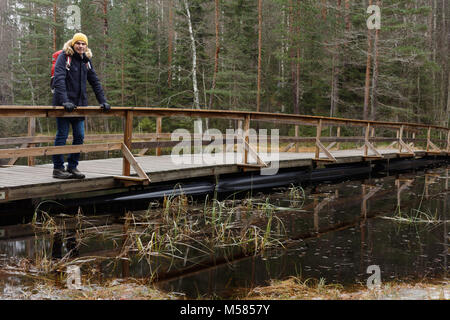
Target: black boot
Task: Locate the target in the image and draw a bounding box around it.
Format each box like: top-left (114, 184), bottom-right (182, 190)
top-left (67, 167), bottom-right (85, 179)
top-left (53, 168), bottom-right (72, 179)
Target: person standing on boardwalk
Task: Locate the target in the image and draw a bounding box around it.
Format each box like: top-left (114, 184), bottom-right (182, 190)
top-left (52, 33), bottom-right (110, 179)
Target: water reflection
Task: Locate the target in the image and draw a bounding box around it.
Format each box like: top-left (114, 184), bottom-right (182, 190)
top-left (0, 167), bottom-right (448, 298)
top-left (158, 168), bottom-right (449, 297)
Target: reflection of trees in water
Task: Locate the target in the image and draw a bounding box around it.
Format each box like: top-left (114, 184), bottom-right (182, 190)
top-left (1, 168), bottom-right (449, 296)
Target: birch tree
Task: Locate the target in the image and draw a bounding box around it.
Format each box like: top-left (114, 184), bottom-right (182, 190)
top-left (183, 0), bottom-right (202, 134)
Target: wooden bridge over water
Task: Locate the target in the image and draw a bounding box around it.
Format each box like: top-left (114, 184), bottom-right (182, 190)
top-left (0, 106), bottom-right (449, 206)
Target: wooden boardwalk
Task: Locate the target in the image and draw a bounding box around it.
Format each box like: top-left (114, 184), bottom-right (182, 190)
top-left (1, 106), bottom-right (449, 206)
top-left (0, 148), bottom-right (437, 204)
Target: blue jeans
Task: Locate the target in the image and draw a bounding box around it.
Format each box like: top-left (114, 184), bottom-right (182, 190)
top-left (52, 117), bottom-right (85, 170)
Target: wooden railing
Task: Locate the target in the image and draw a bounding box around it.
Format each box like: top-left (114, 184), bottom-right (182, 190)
top-left (0, 106), bottom-right (449, 183)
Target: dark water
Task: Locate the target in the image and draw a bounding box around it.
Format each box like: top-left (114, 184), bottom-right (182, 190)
top-left (158, 168), bottom-right (449, 297)
top-left (0, 167), bottom-right (448, 298)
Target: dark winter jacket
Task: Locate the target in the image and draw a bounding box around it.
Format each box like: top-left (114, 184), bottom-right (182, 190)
top-left (52, 40), bottom-right (106, 107)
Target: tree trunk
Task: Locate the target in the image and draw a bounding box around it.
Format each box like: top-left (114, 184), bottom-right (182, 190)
top-left (280, 4), bottom-right (287, 95)
top-left (257, 0), bottom-right (262, 113)
top-left (167, 0), bottom-right (174, 88)
top-left (289, 1), bottom-right (300, 115)
top-left (183, 0), bottom-right (200, 110)
top-left (330, 56), bottom-right (338, 117)
top-left (330, 0), bottom-right (341, 118)
top-left (295, 1), bottom-right (301, 115)
top-left (121, 52), bottom-right (124, 106)
top-left (288, 1), bottom-right (294, 113)
top-left (370, 26), bottom-right (379, 121)
top-left (321, 0), bottom-right (327, 20)
top-left (102, 0), bottom-right (109, 133)
top-left (157, 0), bottom-right (163, 99)
top-left (416, 72), bottom-right (421, 123)
top-left (183, 0), bottom-right (202, 134)
top-left (345, 0), bottom-right (350, 30)
top-left (295, 46), bottom-right (300, 114)
top-left (432, 0), bottom-right (437, 116)
top-left (363, 0), bottom-right (373, 120)
top-left (447, 71), bottom-right (450, 126)
top-left (208, 0), bottom-right (220, 110)
top-left (440, 0), bottom-right (448, 124)
top-left (53, 1), bottom-right (57, 51)
top-left (103, 0), bottom-right (108, 46)
top-left (0, 1), bottom-right (3, 44)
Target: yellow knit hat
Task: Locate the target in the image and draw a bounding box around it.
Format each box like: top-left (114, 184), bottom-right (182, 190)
top-left (71, 33), bottom-right (88, 46)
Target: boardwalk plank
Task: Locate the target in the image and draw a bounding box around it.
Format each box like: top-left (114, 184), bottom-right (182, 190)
top-left (0, 149), bottom-right (438, 203)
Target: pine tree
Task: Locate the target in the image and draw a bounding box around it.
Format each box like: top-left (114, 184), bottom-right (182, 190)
top-left (105, 0), bottom-right (158, 108)
top-left (1, 0), bottom-right (448, 131)
top-left (216, 0), bottom-right (258, 111)
top-left (11, 0), bottom-right (55, 106)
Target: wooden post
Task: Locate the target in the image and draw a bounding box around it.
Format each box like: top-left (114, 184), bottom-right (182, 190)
top-left (295, 125), bottom-right (299, 152)
top-left (427, 127), bottom-right (431, 152)
top-left (370, 126), bottom-right (375, 148)
top-left (395, 129), bottom-right (399, 149)
top-left (236, 120), bottom-right (243, 158)
top-left (411, 132), bottom-right (416, 149)
top-left (27, 117), bottom-right (35, 166)
top-left (447, 130), bottom-right (450, 152)
top-left (315, 119), bottom-right (322, 159)
top-left (336, 126), bottom-right (341, 150)
top-left (398, 125), bottom-right (404, 153)
top-left (156, 117), bottom-right (162, 156)
top-left (363, 123), bottom-right (382, 159)
top-left (364, 123), bottom-right (370, 157)
top-left (243, 115), bottom-right (250, 164)
top-left (386, 128), bottom-right (397, 149)
top-left (123, 110), bottom-right (133, 176)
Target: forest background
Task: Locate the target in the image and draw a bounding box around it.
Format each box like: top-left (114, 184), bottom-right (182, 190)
top-left (0, 0), bottom-right (448, 137)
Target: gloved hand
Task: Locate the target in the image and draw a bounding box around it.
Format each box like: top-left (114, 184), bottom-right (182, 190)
top-left (100, 102), bottom-right (111, 112)
top-left (62, 102), bottom-right (76, 112)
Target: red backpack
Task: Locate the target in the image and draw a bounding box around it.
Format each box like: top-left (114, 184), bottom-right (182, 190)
top-left (50, 50), bottom-right (71, 93)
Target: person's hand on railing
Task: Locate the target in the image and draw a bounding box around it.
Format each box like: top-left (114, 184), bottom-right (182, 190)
top-left (100, 102), bottom-right (111, 112)
top-left (62, 102), bottom-right (76, 112)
